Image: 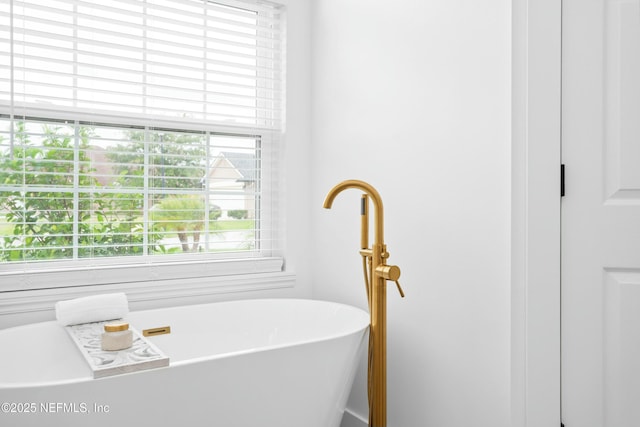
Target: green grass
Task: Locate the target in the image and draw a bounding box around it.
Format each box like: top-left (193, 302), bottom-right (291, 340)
top-left (211, 219), bottom-right (254, 231)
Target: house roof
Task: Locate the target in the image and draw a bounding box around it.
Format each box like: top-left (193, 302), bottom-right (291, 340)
top-left (217, 152), bottom-right (257, 182)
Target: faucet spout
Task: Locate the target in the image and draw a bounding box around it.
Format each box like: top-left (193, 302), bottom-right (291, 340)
top-left (323, 179), bottom-right (384, 245)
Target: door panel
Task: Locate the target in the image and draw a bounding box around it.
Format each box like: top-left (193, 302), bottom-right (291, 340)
top-left (562, 0), bottom-right (640, 426)
top-left (604, 1), bottom-right (640, 201)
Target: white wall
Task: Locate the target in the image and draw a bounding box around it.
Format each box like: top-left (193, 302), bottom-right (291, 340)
top-left (277, 0), bottom-right (313, 295)
top-left (310, 1), bottom-right (512, 426)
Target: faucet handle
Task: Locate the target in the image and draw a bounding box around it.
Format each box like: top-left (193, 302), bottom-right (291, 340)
top-left (375, 265), bottom-right (406, 297)
top-left (393, 280), bottom-right (406, 298)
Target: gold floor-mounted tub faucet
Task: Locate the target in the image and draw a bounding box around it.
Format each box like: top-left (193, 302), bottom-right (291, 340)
top-left (323, 179), bottom-right (405, 427)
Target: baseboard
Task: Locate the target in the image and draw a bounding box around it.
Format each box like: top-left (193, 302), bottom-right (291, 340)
top-left (341, 408), bottom-right (368, 427)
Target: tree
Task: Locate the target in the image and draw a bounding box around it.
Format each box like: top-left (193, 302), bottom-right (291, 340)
top-left (106, 130), bottom-right (206, 193)
top-left (0, 122), bottom-right (151, 261)
top-left (0, 123), bottom-right (94, 260)
top-left (105, 130), bottom-right (209, 254)
top-left (151, 196), bottom-right (205, 253)
top-left (1, 123), bottom-right (214, 261)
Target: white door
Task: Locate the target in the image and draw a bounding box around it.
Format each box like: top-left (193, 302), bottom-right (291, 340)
top-left (562, 0), bottom-right (640, 426)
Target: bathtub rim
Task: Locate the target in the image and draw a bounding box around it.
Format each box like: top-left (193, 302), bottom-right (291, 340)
top-left (0, 298), bottom-right (370, 390)
top-left (167, 298), bottom-right (370, 366)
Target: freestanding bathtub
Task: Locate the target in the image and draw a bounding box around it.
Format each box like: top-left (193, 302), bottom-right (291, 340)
top-left (0, 298), bottom-right (369, 427)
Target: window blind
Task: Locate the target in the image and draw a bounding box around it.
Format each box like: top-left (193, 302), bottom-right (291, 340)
top-left (1, 117), bottom-right (271, 259)
top-left (0, 0), bottom-right (284, 289)
top-left (0, 0), bottom-right (283, 130)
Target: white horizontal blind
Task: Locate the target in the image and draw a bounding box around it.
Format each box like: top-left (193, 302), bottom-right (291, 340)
top-left (0, 0), bottom-right (284, 288)
top-left (0, 0), bottom-right (283, 129)
top-left (0, 117), bottom-right (272, 259)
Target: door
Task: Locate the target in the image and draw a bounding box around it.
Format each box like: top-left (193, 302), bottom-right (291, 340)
top-left (562, 0), bottom-right (640, 426)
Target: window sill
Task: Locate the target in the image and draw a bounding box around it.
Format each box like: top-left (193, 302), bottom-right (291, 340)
top-left (0, 264), bottom-right (295, 318)
top-left (0, 257), bottom-right (284, 292)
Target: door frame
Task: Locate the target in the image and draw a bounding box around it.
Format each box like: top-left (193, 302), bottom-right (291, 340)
top-left (512, 0), bottom-right (562, 426)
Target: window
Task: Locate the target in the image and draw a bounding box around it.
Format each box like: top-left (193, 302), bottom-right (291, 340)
top-left (0, 0), bottom-right (284, 291)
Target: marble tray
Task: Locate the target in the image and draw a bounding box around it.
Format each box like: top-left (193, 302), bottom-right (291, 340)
top-left (66, 320), bottom-right (169, 379)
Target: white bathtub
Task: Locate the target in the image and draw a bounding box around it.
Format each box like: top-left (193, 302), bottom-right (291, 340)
top-left (0, 298), bottom-right (369, 427)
